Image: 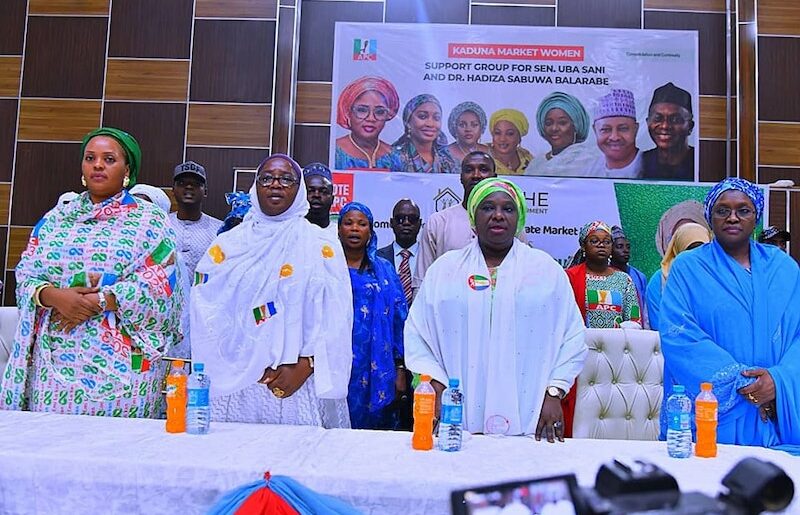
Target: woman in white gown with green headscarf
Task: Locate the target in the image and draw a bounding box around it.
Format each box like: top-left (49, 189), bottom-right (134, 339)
top-left (404, 177), bottom-right (586, 441)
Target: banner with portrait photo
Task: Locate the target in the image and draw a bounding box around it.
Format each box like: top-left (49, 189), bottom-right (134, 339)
top-left (331, 22), bottom-right (700, 181)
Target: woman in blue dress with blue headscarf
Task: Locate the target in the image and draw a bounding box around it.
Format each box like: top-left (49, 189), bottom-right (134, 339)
top-left (659, 178), bottom-right (800, 454)
top-left (338, 202), bottom-right (409, 429)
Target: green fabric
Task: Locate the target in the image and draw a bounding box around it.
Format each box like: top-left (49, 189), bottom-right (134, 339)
top-left (80, 127), bottom-right (142, 186)
top-left (466, 177), bottom-right (526, 235)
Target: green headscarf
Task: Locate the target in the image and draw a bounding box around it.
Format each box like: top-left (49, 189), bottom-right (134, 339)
top-left (80, 127), bottom-right (142, 187)
top-left (467, 177), bottom-right (527, 236)
top-left (535, 91), bottom-right (590, 144)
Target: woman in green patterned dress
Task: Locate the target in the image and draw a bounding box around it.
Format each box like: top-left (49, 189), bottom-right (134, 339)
top-left (0, 127), bottom-right (183, 417)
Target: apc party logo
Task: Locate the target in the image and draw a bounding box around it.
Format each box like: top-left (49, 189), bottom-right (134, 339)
top-left (353, 39), bottom-right (377, 61)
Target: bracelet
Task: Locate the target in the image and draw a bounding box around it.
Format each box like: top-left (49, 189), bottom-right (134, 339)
top-left (33, 283), bottom-right (52, 308)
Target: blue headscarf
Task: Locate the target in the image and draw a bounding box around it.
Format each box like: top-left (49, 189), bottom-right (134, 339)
top-left (218, 191), bottom-right (252, 234)
top-left (535, 91), bottom-right (591, 144)
top-left (339, 201), bottom-right (379, 272)
top-left (703, 177), bottom-right (764, 224)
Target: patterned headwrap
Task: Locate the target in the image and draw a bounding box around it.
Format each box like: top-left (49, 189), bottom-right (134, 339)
top-left (218, 191), bottom-right (252, 235)
top-left (302, 162), bottom-right (333, 183)
top-left (448, 101), bottom-right (488, 139)
top-left (536, 92), bottom-right (591, 144)
top-left (393, 94), bottom-right (448, 148)
top-left (489, 108), bottom-right (529, 137)
top-left (703, 177), bottom-right (764, 224)
top-left (466, 177), bottom-right (527, 236)
top-left (610, 225), bottom-right (626, 241)
top-left (579, 221), bottom-right (613, 246)
top-left (81, 127), bottom-right (142, 186)
top-left (336, 76), bottom-right (400, 129)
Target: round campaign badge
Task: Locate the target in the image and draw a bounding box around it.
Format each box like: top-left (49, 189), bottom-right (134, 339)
top-left (468, 274), bottom-right (490, 291)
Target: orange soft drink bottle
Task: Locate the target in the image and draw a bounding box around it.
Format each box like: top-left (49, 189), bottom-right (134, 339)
top-left (695, 382), bottom-right (718, 457)
top-left (166, 360), bottom-right (188, 433)
top-left (412, 374), bottom-right (436, 450)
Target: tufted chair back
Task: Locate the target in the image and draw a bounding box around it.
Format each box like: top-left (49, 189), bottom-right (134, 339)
top-left (573, 328), bottom-right (663, 440)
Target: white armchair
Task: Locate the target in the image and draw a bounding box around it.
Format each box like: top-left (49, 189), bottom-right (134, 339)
top-left (0, 307), bottom-right (19, 374)
top-left (572, 328), bottom-right (663, 440)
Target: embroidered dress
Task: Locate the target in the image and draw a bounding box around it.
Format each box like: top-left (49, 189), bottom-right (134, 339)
top-left (390, 141), bottom-right (458, 174)
top-left (347, 266), bottom-right (406, 430)
top-left (1, 191), bottom-right (183, 416)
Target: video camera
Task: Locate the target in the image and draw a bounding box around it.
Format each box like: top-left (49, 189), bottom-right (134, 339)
top-left (451, 457), bottom-right (794, 515)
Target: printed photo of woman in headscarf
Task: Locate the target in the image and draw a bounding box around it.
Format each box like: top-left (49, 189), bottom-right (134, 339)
top-left (445, 101), bottom-right (491, 165)
top-left (334, 76), bottom-right (402, 171)
top-left (488, 108), bottom-right (533, 175)
top-left (527, 91), bottom-right (597, 177)
top-left (390, 94), bottom-right (458, 173)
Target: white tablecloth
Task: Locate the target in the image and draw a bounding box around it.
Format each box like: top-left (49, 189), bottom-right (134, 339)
top-left (0, 411), bottom-right (797, 514)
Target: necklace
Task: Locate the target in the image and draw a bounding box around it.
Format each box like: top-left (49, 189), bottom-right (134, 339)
top-left (491, 148), bottom-right (518, 170)
top-left (348, 134), bottom-right (380, 168)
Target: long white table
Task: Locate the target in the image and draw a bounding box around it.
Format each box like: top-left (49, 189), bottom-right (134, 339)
top-left (0, 411), bottom-right (797, 514)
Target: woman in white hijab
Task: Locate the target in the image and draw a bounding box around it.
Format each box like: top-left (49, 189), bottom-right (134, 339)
top-left (191, 154), bottom-right (353, 427)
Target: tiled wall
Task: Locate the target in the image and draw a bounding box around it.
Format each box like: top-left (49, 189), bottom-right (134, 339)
top-left (0, 0), bottom-right (296, 304)
top-left (756, 0), bottom-right (800, 257)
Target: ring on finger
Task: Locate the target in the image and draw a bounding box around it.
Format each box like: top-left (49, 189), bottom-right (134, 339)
top-left (747, 393), bottom-right (758, 404)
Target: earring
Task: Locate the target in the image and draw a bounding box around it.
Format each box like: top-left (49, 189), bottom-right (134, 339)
top-left (123, 176), bottom-right (130, 188)
top-left (81, 176), bottom-right (87, 187)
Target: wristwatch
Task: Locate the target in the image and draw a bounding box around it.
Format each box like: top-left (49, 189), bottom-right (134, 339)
top-left (546, 386), bottom-right (566, 399)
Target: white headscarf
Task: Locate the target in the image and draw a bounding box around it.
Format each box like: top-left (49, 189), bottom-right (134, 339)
top-left (190, 155), bottom-right (353, 399)
top-left (129, 184), bottom-right (172, 213)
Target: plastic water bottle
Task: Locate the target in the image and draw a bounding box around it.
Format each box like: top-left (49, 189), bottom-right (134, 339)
top-left (438, 378), bottom-right (463, 452)
top-left (186, 362), bottom-right (211, 434)
top-left (666, 385), bottom-right (692, 458)
top-left (695, 382), bottom-right (718, 458)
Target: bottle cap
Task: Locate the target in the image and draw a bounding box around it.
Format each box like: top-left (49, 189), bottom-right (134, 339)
top-left (448, 378), bottom-right (459, 388)
top-left (700, 382), bottom-right (713, 391)
top-left (420, 374), bottom-right (431, 382)
top-left (672, 385), bottom-right (685, 393)
top-left (193, 362), bottom-right (204, 373)
top-left (172, 360), bottom-right (185, 370)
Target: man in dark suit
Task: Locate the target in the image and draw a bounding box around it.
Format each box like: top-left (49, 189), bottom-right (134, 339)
top-left (378, 198), bottom-right (421, 432)
top-left (377, 199), bottom-right (422, 308)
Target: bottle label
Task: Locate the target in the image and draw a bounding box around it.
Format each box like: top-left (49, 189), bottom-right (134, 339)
top-left (166, 384), bottom-right (178, 398)
top-left (442, 405), bottom-right (463, 425)
top-left (696, 403), bottom-right (718, 421)
top-left (414, 394), bottom-right (434, 415)
top-left (188, 388), bottom-right (209, 408)
top-left (669, 412), bottom-right (690, 430)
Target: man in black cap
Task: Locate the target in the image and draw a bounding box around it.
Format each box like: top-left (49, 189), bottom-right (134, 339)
top-left (759, 226), bottom-right (791, 253)
top-left (642, 82), bottom-right (695, 181)
top-left (169, 160), bottom-right (222, 357)
top-left (302, 162), bottom-right (337, 235)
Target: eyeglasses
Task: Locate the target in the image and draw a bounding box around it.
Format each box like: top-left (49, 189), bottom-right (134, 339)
top-left (351, 105), bottom-right (391, 121)
top-left (256, 174), bottom-right (298, 188)
top-left (393, 214), bottom-right (420, 224)
top-left (648, 113), bottom-right (690, 126)
top-left (587, 238), bottom-right (613, 247)
top-left (712, 206), bottom-right (756, 220)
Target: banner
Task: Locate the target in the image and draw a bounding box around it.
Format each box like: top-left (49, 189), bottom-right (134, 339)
top-left (331, 22), bottom-right (700, 181)
top-left (234, 170), bottom-right (768, 277)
